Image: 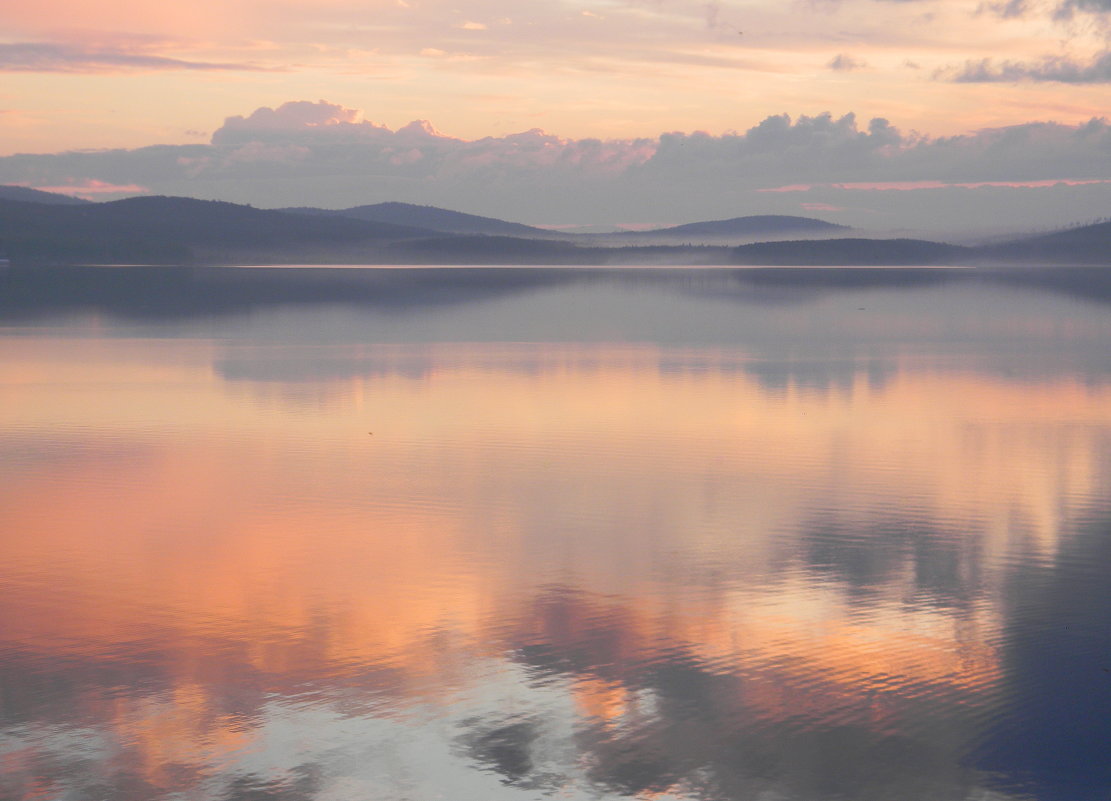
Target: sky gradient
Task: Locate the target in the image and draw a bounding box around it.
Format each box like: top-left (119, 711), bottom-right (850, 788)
top-left (1, 0), bottom-right (1109, 231)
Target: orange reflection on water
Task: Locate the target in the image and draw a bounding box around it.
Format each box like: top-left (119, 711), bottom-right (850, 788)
top-left (107, 683), bottom-right (254, 789)
top-left (4, 339), bottom-right (1111, 781)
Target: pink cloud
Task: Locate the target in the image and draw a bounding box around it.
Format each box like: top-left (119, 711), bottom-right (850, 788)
top-left (612, 222), bottom-right (666, 231)
top-left (212, 100), bottom-right (397, 145)
top-left (31, 179), bottom-right (147, 198)
top-left (762, 178), bottom-right (1111, 192)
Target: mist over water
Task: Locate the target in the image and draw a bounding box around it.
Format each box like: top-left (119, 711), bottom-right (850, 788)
top-left (2, 267), bottom-right (1110, 801)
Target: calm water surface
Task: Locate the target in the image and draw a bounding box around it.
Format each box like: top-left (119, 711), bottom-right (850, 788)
top-left (1, 267), bottom-right (1109, 801)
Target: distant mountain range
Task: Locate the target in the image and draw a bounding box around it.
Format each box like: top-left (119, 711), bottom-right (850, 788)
top-left (0, 195), bottom-right (438, 264)
top-left (731, 237), bottom-right (969, 266)
top-left (0, 186), bottom-right (1107, 267)
top-left (624, 215), bottom-right (848, 239)
top-left (279, 202), bottom-right (564, 238)
top-left (980, 221), bottom-right (1111, 266)
top-left (277, 205), bottom-right (845, 240)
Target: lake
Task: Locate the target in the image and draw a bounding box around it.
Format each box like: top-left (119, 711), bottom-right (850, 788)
top-left (2, 265), bottom-right (1110, 801)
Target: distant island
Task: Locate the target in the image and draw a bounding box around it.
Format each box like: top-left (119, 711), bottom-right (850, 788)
top-left (0, 186), bottom-right (1107, 267)
top-left (620, 214), bottom-right (849, 239)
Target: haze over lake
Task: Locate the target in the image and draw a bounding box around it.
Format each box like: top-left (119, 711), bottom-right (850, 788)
top-left (2, 266), bottom-right (1109, 800)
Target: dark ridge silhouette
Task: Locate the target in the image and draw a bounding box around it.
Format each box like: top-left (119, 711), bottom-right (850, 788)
top-left (1028, 219), bottom-right (1111, 244)
top-left (979, 220), bottom-right (1111, 265)
top-left (87, 196), bottom-right (435, 241)
top-left (731, 238), bottom-right (972, 266)
top-left (0, 194), bottom-right (1106, 267)
top-left (280, 201), bottom-right (563, 238)
top-left (0, 196), bottom-right (438, 264)
top-left (0, 185), bottom-right (91, 205)
top-left (629, 215), bottom-right (849, 238)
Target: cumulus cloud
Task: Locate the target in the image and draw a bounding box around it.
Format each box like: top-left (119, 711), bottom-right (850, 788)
top-left (1, 102), bottom-right (1108, 232)
top-left (943, 51), bottom-right (1111, 82)
top-left (0, 42), bottom-right (267, 73)
top-left (212, 100), bottom-right (395, 145)
top-left (208, 101), bottom-right (650, 175)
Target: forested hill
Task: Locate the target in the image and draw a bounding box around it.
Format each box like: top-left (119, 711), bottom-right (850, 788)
top-left (0, 196), bottom-right (438, 264)
top-left (281, 202), bottom-right (564, 238)
top-left (0, 185), bottom-right (91, 205)
top-left (628, 215), bottom-right (849, 238)
top-left (0, 193), bottom-right (1107, 266)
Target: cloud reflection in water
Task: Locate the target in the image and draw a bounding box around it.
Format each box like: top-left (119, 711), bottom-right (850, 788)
top-left (2, 269), bottom-right (1110, 800)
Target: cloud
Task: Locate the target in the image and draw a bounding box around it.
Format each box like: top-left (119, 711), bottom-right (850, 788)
top-left (828, 53), bottom-right (867, 71)
top-left (978, 0), bottom-right (1109, 19)
top-left (4, 0), bottom-right (1108, 161)
top-left (762, 178), bottom-right (1111, 191)
top-left (212, 100), bottom-right (393, 145)
top-left (978, 0), bottom-right (1033, 18)
top-left (1, 103), bottom-right (1108, 232)
top-left (223, 142), bottom-right (312, 164)
top-left (1054, 0), bottom-right (1111, 18)
top-left (0, 42), bottom-right (268, 73)
top-left (943, 51), bottom-right (1111, 82)
top-left (703, 1), bottom-right (745, 34)
top-left (28, 179), bottom-right (148, 198)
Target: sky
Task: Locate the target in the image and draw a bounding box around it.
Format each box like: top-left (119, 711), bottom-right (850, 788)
top-left (0, 0), bottom-right (1109, 232)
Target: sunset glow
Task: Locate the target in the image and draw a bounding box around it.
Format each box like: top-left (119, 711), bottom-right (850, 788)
top-left (1, 0), bottom-right (1108, 229)
top-left (5, 267), bottom-right (1111, 800)
top-left (2, 2), bottom-right (1111, 792)
top-left (2, 0), bottom-right (1108, 149)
